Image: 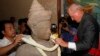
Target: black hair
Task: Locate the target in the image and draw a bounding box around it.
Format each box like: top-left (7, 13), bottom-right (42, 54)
top-left (51, 24), bottom-right (57, 33)
top-left (18, 19), bottom-right (31, 35)
top-left (59, 17), bottom-right (67, 23)
top-left (18, 19), bottom-right (27, 25)
top-left (0, 20), bottom-right (13, 39)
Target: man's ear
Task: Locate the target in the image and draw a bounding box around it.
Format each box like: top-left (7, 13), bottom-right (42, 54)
top-left (2, 31), bottom-right (5, 34)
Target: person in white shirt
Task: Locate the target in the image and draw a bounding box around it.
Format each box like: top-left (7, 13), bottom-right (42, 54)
top-left (0, 20), bottom-right (22, 56)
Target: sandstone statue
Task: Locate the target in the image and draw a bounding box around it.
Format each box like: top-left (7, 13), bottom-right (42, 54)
top-left (16, 0), bottom-right (60, 56)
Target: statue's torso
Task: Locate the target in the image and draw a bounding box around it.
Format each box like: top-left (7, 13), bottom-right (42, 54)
top-left (16, 40), bottom-right (58, 56)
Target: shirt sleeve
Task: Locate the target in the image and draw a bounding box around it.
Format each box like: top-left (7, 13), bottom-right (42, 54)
top-left (68, 42), bottom-right (76, 51)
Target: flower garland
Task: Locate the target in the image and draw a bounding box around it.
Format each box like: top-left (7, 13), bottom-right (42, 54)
top-left (22, 34), bottom-right (61, 56)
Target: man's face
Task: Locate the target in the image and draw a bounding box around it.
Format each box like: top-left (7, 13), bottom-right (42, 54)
top-left (3, 23), bottom-right (16, 38)
top-left (68, 9), bottom-right (80, 22)
top-left (19, 23), bottom-right (26, 33)
top-left (67, 5), bottom-right (83, 23)
top-left (35, 21), bottom-right (51, 40)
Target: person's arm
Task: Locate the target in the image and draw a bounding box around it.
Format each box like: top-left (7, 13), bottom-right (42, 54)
top-left (0, 34), bottom-right (22, 55)
top-left (76, 22), bottom-right (96, 51)
top-left (55, 38), bottom-right (76, 51)
top-left (0, 42), bottom-right (17, 55)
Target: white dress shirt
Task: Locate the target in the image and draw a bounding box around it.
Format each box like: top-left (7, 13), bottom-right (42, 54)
top-left (68, 42), bottom-right (76, 51)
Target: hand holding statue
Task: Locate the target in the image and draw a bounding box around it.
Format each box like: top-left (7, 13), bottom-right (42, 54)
top-left (55, 38), bottom-right (68, 48)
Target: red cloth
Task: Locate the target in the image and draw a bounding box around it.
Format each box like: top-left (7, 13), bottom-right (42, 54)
top-left (89, 48), bottom-right (100, 56)
top-left (74, 34), bottom-right (78, 42)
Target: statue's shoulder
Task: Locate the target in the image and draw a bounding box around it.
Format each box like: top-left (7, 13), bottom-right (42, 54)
top-left (16, 44), bottom-right (41, 56)
top-left (18, 44), bottom-right (35, 49)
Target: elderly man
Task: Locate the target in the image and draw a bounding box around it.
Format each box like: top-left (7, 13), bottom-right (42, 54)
top-left (56, 3), bottom-right (99, 56)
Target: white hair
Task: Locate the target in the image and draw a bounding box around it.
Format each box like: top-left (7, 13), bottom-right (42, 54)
top-left (68, 3), bottom-right (83, 13)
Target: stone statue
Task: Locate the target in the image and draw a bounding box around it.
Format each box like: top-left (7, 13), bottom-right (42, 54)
top-left (16, 0), bottom-right (60, 56)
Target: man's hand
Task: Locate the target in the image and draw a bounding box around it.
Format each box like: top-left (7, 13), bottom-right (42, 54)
top-left (13, 34), bottom-right (23, 46)
top-left (55, 38), bottom-right (68, 47)
top-left (0, 34), bottom-right (23, 55)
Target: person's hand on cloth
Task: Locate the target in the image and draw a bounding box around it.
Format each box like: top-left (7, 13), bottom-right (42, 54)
top-left (13, 34), bottom-right (23, 46)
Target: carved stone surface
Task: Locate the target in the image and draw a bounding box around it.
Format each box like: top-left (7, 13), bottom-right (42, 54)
top-left (16, 0), bottom-right (58, 56)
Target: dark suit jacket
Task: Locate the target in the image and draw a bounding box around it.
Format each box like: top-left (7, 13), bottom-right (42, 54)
top-left (72, 13), bottom-right (99, 56)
